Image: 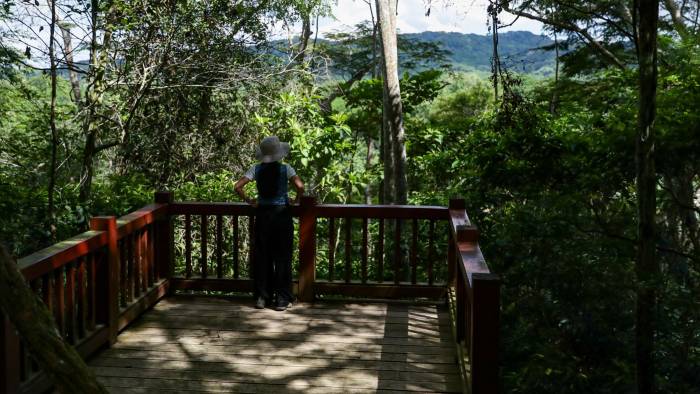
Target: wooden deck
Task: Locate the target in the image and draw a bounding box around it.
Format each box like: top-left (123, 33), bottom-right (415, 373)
top-left (88, 295), bottom-right (463, 393)
top-left (5, 197), bottom-right (498, 393)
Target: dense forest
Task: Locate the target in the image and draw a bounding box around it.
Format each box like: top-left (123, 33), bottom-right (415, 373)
top-left (1, 0), bottom-right (698, 392)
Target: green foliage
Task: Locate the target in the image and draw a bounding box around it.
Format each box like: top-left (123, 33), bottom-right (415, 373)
top-left (1, 2), bottom-right (699, 391)
top-left (252, 91), bottom-right (360, 202)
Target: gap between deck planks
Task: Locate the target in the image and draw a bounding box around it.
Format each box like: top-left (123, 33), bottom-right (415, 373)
top-left (88, 295), bottom-right (463, 393)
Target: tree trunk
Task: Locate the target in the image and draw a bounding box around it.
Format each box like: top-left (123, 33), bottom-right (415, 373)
top-left (634, 0), bottom-right (660, 393)
top-left (0, 245), bottom-right (109, 393)
top-left (58, 21), bottom-right (81, 103)
top-left (369, 2), bottom-right (379, 79)
top-left (365, 137), bottom-right (373, 204)
top-left (549, 29), bottom-right (559, 114)
top-left (79, 0), bottom-right (112, 205)
top-left (47, 0), bottom-right (58, 242)
top-left (376, 0), bottom-right (407, 205)
top-left (663, 0), bottom-right (689, 38)
top-left (295, 13), bottom-right (313, 66)
top-left (380, 69), bottom-right (394, 205)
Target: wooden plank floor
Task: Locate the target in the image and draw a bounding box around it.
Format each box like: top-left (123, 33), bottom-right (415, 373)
top-left (88, 295), bottom-right (463, 393)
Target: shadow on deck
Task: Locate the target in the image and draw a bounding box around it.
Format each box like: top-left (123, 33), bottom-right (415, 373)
top-left (90, 295), bottom-right (461, 393)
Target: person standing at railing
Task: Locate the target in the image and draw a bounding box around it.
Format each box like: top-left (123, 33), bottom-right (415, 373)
top-left (234, 136), bottom-right (305, 311)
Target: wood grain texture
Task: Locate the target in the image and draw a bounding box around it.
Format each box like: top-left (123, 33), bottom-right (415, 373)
top-left (88, 295), bottom-right (462, 393)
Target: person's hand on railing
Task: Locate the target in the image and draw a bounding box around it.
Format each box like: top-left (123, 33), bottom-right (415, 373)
top-left (247, 198), bottom-right (258, 208)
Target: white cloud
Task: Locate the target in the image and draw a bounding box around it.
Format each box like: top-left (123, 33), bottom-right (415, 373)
top-left (318, 0), bottom-right (543, 36)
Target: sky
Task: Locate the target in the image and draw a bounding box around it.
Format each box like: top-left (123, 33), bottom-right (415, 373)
top-left (318, 0), bottom-right (544, 36)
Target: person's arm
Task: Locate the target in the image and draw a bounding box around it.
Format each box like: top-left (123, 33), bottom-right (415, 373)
top-left (234, 177), bottom-right (257, 207)
top-left (290, 175), bottom-right (305, 205)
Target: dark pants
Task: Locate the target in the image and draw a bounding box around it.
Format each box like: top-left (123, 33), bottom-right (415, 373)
top-left (253, 205), bottom-right (293, 303)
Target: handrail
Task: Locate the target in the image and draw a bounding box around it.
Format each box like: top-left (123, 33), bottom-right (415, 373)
top-left (315, 204), bottom-right (448, 219)
top-left (115, 203), bottom-right (169, 238)
top-left (18, 231), bottom-right (108, 282)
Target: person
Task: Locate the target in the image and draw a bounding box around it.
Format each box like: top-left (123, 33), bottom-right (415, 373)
top-left (234, 136), bottom-right (304, 311)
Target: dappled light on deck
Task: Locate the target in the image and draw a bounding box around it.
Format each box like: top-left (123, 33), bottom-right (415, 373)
top-left (89, 296), bottom-right (461, 393)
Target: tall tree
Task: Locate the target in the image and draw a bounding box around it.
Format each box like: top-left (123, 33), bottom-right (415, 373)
top-left (499, 0), bottom-right (669, 391)
top-left (47, 0), bottom-right (58, 241)
top-left (57, 17), bottom-right (81, 103)
top-left (78, 0), bottom-right (118, 205)
top-left (634, 0), bottom-right (660, 392)
top-left (375, 0), bottom-right (407, 205)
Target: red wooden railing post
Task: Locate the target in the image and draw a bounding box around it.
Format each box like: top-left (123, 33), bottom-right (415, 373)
top-left (455, 222), bottom-right (478, 346)
top-left (1, 314), bottom-right (20, 393)
top-left (90, 216), bottom-right (120, 345)
top-left (448, 198), bottom-right (465, 287)
top-left (298, 196), bottom-right (317, 302)
top-left (153, 191), bottom-right (175, 293)
top-left (471, 273), bottom-right (500, 393)
top-left (155, 191), bottom-right (174, 286)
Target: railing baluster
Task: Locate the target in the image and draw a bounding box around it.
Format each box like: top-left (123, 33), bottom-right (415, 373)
top-left (201, 215), bottom-right (209, 279)
top-left (53, 266), bottom-right (65, 338)
top-left (126, 236), bottom-right (134, 303)
top-left (233, 216), bottom-right (240, 279)
top-left (150, 224), bottom-right (158, 283)
top-left (456, 267), bottom-right (465, 343)
top-left (344, 217), bottom-right (352, 283)
top-left (393, 219), bottom-right (401, 284)
top-left (411, 218), bottom-right (418, 284)
top-left (87, 253), bottom-right (96, 331)
top-left (147, 224), bottom-right (155, 286)
top-left (76, 258), bottom-right (86, 339)
top-left (377, 218), bottom-right (384, 282)
top-left (361, 217), bottom-right (368, 283)
top-left (428, 219), bottom-right (435, 286)
top-left (133, 232), bottom-right (142, 298)
top-left (248, 215), bottom-right (255, 275)
top-left (216, 214), bottom-right (223, 278)
top-left (185, 214), bottom-right (192, 278)
top-left (328, 218), bottom-right (335, 282)
top-left (119, 240), bottom-right (127, 307)
top-left (142, 229), bottom-right (149, 291)
top-left (65, 262), bottom-right (76, 344)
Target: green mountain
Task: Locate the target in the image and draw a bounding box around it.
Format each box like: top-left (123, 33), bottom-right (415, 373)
top-left (404, 30), bottom-right (555, 74)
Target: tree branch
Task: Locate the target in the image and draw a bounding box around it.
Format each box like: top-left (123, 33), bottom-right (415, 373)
top-left (663, 0), bottom-right (690, 38)
top-left (501, 2), bottom-right (627, 69)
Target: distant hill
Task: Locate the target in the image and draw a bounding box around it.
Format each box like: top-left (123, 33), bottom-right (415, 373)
top-left (403, 30), bottom-right (556, 74)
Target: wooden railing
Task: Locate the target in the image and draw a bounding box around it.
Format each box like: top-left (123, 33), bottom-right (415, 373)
top-left (448, 199), bottom-right (501, 393)
top-left (1, 192), bottom-right (500, 394)
top-left (1, 193), bottom-right (172, 394)
top-left (167, 196), bottom-right (451, 300)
